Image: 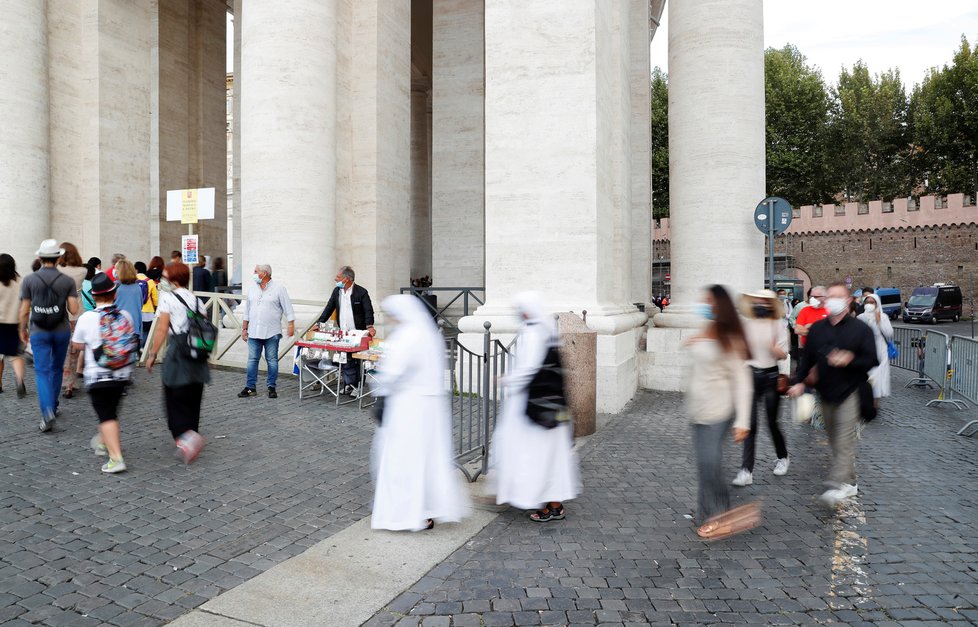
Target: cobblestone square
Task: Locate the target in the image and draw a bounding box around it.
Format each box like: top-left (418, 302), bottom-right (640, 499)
top-left (2, 365), bottom-right (977, 626)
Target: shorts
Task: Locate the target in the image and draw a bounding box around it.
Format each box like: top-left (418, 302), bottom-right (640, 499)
top-left (89, 381), bottom-right (126, 424)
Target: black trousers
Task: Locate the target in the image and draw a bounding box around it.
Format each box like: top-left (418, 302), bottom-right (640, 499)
top-left (164, 383), bottom-right (204, 439)
top-left (740, 366), bottom-right (788, 472)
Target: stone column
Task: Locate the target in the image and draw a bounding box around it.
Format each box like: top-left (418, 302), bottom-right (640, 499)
top-left (231, 0), bottom-right (243, 284)
top-left (459, 0), bottom-right (647, 413)
top-left (240, 0), bottom-right (336, 300)
top-left (410, 84), bottom-right (432, 279)
top-left (643, 0), bottom-right (765, 391)
top-left (431, 0), bottom-right (485, 291)
top-left (0, 0), bottom-right (50, 271)
top-left (654, 0), bottom-right (765, 327)
top-left (629, 0), bottom-right (652, 307)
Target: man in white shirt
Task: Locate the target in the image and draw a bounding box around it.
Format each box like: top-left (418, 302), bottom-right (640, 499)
top-left (239, 264), bottom-right (296, 399)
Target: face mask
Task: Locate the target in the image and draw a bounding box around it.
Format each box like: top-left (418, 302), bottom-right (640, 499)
top-left (863, 303), bottom-right (876, 313)
top-left (752, 304), bottom-right (772, 318)
top-left (696, 303), bottom-right (714, 320)
top-left (336, 280), bottom-right (346, 290)
top-left (252, 273), bottom-right (262, 284)
top-left (826, 297), bottom-right (848, 316)
top-left (809, 296), bottom-right (822, 307)
top-left (159, 278), bottom-right (173, 293)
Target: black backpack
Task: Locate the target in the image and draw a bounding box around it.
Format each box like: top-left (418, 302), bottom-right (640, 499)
top-left (525, 341), bottom-right (571, 429)
top-left (31, 273), bottom-right (68, 330)
top-left (170, 292), bottom-right (217, 361)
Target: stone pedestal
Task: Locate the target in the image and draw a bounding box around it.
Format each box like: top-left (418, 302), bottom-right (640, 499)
top-left (0, 0), bottom-right (49, 271)
top-left (557, 313), bottom-right (596, 437)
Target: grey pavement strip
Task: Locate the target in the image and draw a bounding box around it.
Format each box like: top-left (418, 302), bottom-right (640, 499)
top-left (171, 508), bottom-right (496, 627)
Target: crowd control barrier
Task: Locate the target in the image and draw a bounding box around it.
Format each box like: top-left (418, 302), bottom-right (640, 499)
top-left (949, 335), bottom-right (978, 435)
top-left (919, 331), bottom-right (968, 409)
top-left (888, 326), bottom-right (931, 388)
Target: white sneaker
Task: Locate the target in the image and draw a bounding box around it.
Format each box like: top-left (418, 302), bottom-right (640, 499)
top-left (819, 483), bottom-right (858, 505)
top-left (773, 458), bottom-right (790, 476)
top-left (732, 469), bottom-right (753, 486)
top-left (90, 434), bottom-right (107, 456)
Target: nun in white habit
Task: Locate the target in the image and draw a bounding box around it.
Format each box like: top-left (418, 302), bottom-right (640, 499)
top-left (490, 292), bottom-right (581, 522)
top-left (370, 295), bottom-right (470, 531)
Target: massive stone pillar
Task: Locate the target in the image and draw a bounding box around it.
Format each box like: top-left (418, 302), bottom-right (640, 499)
top-left (231, 0), bottom-right (243, 284)
top-left (431, 0), bottom-right (485, 291)
top-left (158, 0), bottom-right (227, 268)
top-left (410, 84), bottom-right (432, 279)
top-left (335, 0), bottom-right (412, 307)
top-left (643, 0), bottom-right (765, 390)
top-left (0, 0), bottom-right (50, 271)
top-left (459, 0), bottom-right (647, 413)
top-left (629, 0), bottom-right (653, 307)
top-left (240, 0), bottom-right (336, 300)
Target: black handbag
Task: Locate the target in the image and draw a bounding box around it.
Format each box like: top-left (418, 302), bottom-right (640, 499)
top-left (525, 343), bottom-right (571, 429)
top-left (858, 379), bottom-right (877, 422)
top-left (372, 396), bottom-right (385, 425)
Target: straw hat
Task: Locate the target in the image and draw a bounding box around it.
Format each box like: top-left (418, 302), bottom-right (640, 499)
top-left (739, 288), bottom-right (785, 319)
top-left (35, 239), bottom-right (65, 259)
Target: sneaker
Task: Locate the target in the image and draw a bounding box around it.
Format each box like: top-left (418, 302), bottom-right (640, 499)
top-left (268, 387), bottom-right (277, 399)
top-left (238, 387), bottom-right (257, 398)
top-left (101, 458), bottom-right (127, 474)
top-left (174, 431), bottom-right (205, 465)
top-left (819, 483), bottom-right (858, 506)
top-left (773, 458), bottom-right (790, 476)
top-left (39, 412), bottom-right (55, 432)
top-left (90, 434), bottom-right (107, 456)
top-left (732, 469), bottom-right (753, 487)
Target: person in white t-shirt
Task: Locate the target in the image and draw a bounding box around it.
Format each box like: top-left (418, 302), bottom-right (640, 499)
top-left (71, 274), bottom-right (136, 474)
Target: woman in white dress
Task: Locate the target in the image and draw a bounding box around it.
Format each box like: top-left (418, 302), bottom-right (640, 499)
top-left (857, 292), bottom-right (893, 406)
top-left (370, 295), bottom-right (469, 531)
top-left (490, 292), bottom-right (581, 522)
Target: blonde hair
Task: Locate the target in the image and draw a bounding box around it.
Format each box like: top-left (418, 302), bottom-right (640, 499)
top-left (115, 259), bottom-right (138, 285)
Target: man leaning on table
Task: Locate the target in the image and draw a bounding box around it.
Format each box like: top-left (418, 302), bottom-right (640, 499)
top-left (239, 264), bottom-right (295, 399)
top-left (317, 266), bottom-right (376, 395)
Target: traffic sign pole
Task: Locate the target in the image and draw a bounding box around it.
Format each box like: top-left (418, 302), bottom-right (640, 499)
top-left (768, 199), bottom-right (775, 291)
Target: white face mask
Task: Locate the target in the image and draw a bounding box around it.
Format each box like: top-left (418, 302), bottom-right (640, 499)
top-left (809, 296), bottom-right (822, 307)
top-left (826, 297), bottom-right (848, 316)
top-left (863, 303), bottom-right (876, 313)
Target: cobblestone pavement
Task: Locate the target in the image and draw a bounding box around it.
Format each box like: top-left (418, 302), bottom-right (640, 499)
top-left (365, 368), bottom-right (978, 627)
top-left (0, 366), bottom-right (376, 626)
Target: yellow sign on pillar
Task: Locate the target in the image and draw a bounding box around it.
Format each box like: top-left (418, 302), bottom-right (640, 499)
top-left (181, 189), bottom-right (199, 224)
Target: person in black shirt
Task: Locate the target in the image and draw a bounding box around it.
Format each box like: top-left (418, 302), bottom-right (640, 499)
top-left (789, 281), bottom-right (878, 506)
top-left (317, 266), bottom-right (376, 393)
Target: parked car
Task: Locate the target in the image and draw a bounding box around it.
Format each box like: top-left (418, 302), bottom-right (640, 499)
top-left (875, 287), bottom-right (902, 320)
top-left (902, 284), bottom-right (963, 324)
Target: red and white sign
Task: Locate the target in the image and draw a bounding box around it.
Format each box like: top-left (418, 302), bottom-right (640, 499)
top-left (664, 273), bottom-right (671, 282)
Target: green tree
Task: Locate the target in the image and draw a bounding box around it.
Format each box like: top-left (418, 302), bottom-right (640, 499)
top-left (828, 61), bottom-right (910, 201)
top-left (911, 37), bottom-right (978, 195)
top-left (764, 45), bottom-right (832, 205)
top-left (651, 67), bottom-right (669, 219)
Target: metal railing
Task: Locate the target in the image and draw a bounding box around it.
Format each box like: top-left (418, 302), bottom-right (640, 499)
top-left (448, 321), bottom-right (516, 481)
top-left (139, 290), bottom-right (324, 368)
top-left (888, 326), bottom-right (931, 388)
top-left (919, 331), bottom-right (968, 409)
top-left (949, 335), bottom-right (978, 435)
top-left (399, 287), bottom-right (485, 332)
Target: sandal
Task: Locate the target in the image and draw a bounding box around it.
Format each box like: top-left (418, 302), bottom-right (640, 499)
top-left (63, 388), bottom-right (74, 399)
top-left (529, 508), bottom-right (552, 522)
top-left (424, 519), bottom-right (434, 530)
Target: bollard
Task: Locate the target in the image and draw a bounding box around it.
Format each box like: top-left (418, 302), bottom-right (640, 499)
top-left (557, 312), bottom-right (597, 437)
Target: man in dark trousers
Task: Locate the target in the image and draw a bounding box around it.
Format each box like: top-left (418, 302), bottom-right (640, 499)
top-left (317, 266), bottom-right (375, 394)
top-left (789, 281), bottom-right (878, 506)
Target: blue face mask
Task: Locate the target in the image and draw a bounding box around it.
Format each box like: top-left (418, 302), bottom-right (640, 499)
top-left (336, 280), bottom-right (346, 290)
top-left (696, 303), bottom-right (714, 320)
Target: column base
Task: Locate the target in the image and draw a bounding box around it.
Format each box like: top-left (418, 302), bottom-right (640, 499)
top-left (639, 326), bottom-right (701, 392)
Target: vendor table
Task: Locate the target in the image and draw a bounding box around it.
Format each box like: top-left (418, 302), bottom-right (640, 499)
top-left (352, 349), bottom-right (383, 409)
top-left (295, 336), bottom-right (370, 405)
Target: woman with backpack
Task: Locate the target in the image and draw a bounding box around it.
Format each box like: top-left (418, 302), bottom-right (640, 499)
top-left (489, 292), bottom-right (580, 522)
top-left (59, 242), bottom-right (88, 399)
top-left (71, 273), bottom-right (137, 473)
top-left (113, 260), bottom-right (144, 348)
top-left (145, 262), bottom-right (210, 464)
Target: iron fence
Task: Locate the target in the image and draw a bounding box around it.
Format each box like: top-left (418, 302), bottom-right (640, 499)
top-left (949, 335), bottom-right (978, 435)
top-left (447, 322), bottom-right (515, 481)
top-left (399, 287), bottom-right (485, 333)
top-left (920, 331), bottom-right (967, 409)
top-left (888, 326), bottom-right (930, 388)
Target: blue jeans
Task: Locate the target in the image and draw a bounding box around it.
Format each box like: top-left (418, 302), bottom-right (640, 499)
top-left (246, 335), bottom-right (281, 390)
top-left (30, 330), bottom-right (71, 418)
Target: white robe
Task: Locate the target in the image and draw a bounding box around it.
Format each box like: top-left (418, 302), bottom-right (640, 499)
top-left (858, 307), bottom-right (893, 399)
top-left (490, 316), bottom-right (581, 510)
top-left (370, 296), bottom-right (470, 531)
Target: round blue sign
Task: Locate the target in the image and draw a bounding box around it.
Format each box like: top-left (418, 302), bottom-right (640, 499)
top-left (754, 197), bottom-right (793, 235)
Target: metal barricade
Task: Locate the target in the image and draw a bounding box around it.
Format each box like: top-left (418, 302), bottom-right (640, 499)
top-left (949, 335), bottom-right (978, 434)
top-left (447, 322), bottom-right (513, 481)
top-left (922, 331), bottom-right (967, 409)
top-left (889, 326), bottom-right (931, 388)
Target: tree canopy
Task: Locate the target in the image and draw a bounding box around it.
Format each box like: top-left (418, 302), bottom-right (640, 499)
top-left (651, 36), bottom-right (978, 218)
